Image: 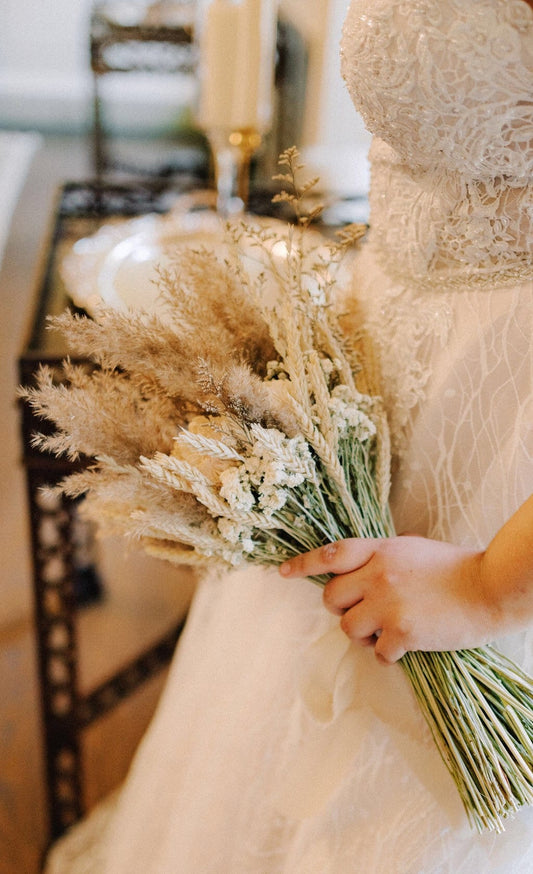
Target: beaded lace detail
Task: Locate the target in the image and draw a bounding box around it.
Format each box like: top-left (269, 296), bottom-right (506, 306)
top-left (341, 0), bottom-right (533, 283)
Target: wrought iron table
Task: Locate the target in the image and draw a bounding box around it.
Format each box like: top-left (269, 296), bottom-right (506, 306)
top-left (18, 178), bottom-right (206, 845)
top-left (18, 174), bottom-right (366, 851)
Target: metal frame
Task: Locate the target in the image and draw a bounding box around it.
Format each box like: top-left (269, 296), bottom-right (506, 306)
top-left (18, 181), bottom-right (194, 847)
top-left (89, 2), bottom-right (197, 177)
top-left (18, 160), bottom-right (314, 849)
top-left (19, 355), bottom-right (188, 842)
top-left (88, 3), bottom-right (309, 183)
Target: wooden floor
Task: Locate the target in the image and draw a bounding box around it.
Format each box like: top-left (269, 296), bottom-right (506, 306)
top-left (0, 566), bottom-right (194, 874)
top-left (0, 133), bottom-right (196, 874)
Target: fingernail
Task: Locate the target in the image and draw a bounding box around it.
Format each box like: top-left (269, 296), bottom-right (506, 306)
top-left (279, 561), bottom-right (292, 576)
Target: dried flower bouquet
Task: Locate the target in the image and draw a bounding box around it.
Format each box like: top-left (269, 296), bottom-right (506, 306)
top-left (21, 149), bottom-right (533, 833)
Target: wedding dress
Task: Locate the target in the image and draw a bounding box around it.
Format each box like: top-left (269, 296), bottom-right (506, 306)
top-left (46, 1), bottom-right (533, 871)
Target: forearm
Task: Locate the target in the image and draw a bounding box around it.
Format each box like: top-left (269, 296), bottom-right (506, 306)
top-left (481, 494), bottom-right (533, 633)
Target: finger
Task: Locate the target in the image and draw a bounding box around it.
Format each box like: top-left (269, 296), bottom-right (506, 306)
top-left (322, 570), bottom-right (367, 615)
top-left (339, 602), bottom-right (382, 645)
top-left (279, 538), bottom-right (378, 580)
top-left (374, 631), bottom-right (407, 666)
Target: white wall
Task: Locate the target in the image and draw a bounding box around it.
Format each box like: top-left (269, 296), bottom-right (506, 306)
top-left (0, 0), bottom-right (198, 133)
top-left (0, 0), bottom-right (370, 184)
top-left (299, 0), bottom-right (371, 195)
top-left (0, 0), bottom-right (94, 131)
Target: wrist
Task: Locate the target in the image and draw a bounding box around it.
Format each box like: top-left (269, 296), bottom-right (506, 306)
top-left (478, 547), bottom-right (533, 638)
top-left (475, 550), bottom-right (506, 637)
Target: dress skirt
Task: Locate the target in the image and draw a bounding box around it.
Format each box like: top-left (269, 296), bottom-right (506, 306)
top-left (46, 259), bottom-right (533, 872)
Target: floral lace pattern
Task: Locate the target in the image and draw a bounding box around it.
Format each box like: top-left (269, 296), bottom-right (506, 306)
top-left (342, 0), bottom-right (533, 279)
top-left (341, 0), bottom-right (533, 519)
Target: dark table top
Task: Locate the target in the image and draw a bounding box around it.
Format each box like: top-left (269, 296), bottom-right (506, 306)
top-left (20, 175), bottom-right (368, 361)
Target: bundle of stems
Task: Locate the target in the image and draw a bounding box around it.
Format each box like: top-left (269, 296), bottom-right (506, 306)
top-left (21, 148), bottom-right (533, 833)
top-left (403, 647), bottom-right (533, 831)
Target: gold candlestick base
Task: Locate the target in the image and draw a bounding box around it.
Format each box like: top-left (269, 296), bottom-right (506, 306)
top-left (207, 127), bottom-right (262, 216)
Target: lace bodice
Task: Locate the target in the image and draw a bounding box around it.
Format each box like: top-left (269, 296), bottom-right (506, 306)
top-left (341, 0), bottom-right (533, 281)
top-left (340, 0), bottom-right (533, 554)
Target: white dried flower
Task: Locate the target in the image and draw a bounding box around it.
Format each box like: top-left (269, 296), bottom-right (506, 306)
top-left (217, 518), bottom-right (255, 553)
top-left (221, 548), bottom-right (247, 566)
top-left (257, 485), bottom-right (288, 514)
top-left (328, 385), bottom-right (377, 441)
top-left (219, 466), bottom-right (255, 512)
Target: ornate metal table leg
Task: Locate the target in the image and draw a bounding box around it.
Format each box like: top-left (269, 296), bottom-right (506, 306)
top-left (25, 467), bottom-right (85, 840)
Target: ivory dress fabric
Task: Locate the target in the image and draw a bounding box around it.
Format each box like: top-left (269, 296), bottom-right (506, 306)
top-left (47, 1), bottom-right (533, 871)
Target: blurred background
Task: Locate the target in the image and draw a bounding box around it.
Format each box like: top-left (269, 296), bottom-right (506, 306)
top-left (0, 2), bottom-right (371, 871)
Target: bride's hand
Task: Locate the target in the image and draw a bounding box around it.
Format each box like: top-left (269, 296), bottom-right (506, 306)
top-left (280, 536), bottom-right (497, 664)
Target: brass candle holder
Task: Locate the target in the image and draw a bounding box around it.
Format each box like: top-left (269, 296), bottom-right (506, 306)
top-left (196, 0), bottom-right (277, 215)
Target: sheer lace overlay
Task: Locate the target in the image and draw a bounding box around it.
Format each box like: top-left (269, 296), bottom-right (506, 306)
top-left (45, 2), bottom-right (533, 872)
top-left (350, 251), bottom-right (533, 551)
